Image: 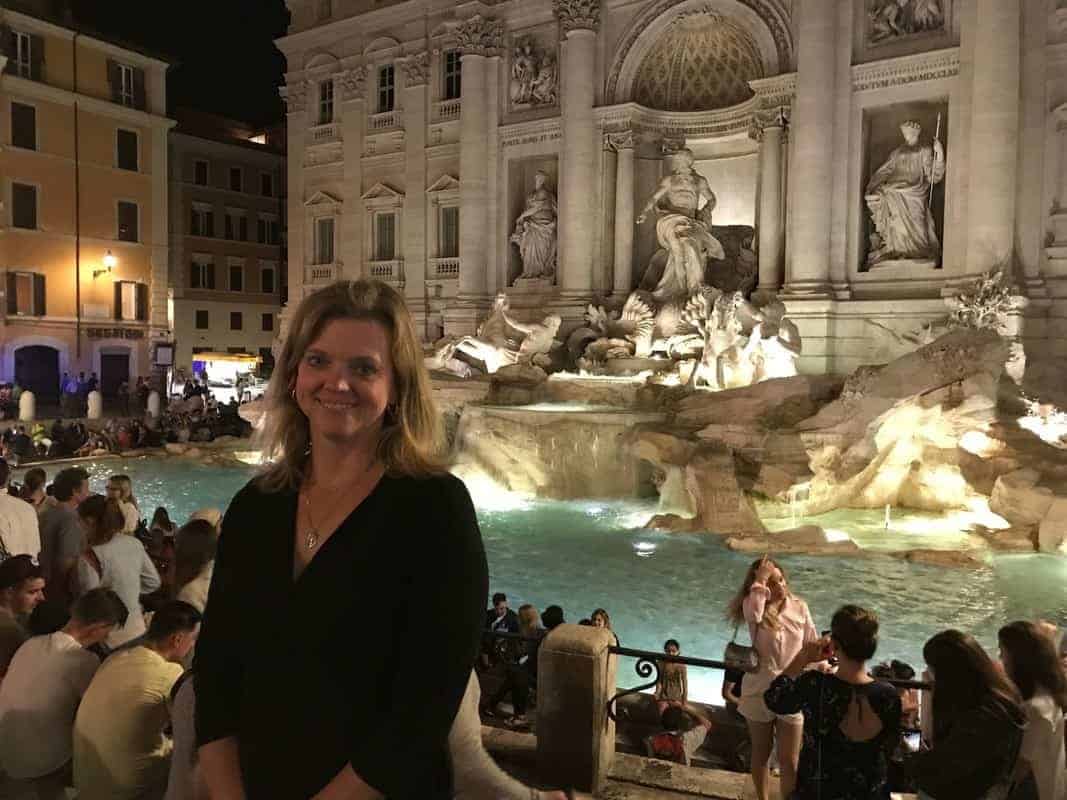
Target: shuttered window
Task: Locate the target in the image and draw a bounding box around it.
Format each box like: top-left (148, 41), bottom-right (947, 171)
top-left (5, 272), bottom-right (45, 316)
top-left (117, 201), bottom-right (139, 242)
top-left (11, 102), bottom-right (36, 150)
top-left (190, 260), bottom-right (216, 290)
top-left (107, 60), bottom-right (146, 110)
top-left (113, 281), bottom-right (146, 321)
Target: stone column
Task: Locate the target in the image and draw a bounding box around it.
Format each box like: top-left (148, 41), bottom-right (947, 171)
top-left (783, 0), bottom-right (837, 295)
top-left (455, 16), bottom-right (502, 302)
top-left (608, 131), bottom-right (635, 297)
top-left (279, 80), bottom-right (308, 338)
top-left (340, 65), bottom-right (367, 280)
top-left (963, 0), bottom-right (1020, 278)
top-left (554, 0), bottom-right (600, 298)
top-left (751, 109), bottom-right (787, 293)
top-left (401, 52), bottom-right (430, 326)
top-left (537, 624), bottom-right (617, 794)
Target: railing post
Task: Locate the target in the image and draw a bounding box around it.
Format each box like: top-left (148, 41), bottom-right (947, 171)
top-left (536, 624), bottom-right (617, 794)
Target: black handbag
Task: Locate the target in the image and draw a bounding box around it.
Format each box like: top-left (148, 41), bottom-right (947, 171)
top-left (724, 624), bottom-right (760, 673)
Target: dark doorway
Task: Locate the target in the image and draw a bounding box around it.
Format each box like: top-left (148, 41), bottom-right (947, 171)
top-left (100, 352), bottom-right (131, 398)
top-left (14, 345), bottom-right (60, 404)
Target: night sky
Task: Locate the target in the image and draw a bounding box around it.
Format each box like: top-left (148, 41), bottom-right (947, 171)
top-left (71, 0), bottom-right (290, 127)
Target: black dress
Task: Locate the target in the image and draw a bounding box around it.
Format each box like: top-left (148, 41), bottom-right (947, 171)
top-left (194, 472), bottom-right (488, 799)
top-left (765, 671), bottom-right (902, 800)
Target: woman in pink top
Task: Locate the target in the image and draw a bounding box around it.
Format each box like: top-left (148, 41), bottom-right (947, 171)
top-left (727, 556), bottom-right (818, 800)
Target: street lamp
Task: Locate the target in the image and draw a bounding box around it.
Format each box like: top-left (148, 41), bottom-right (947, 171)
top-left (93, 249), bottom-right (117, 279)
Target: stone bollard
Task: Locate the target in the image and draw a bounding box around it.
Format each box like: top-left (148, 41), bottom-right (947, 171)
top-left (86, 390), bottom-right (103, 420)
top-left (17, 390), bottom-right (35, 422)
top-left (147, 390), bottom-right (161, 419)
top-left (536, 624), bottom-right (617, 794)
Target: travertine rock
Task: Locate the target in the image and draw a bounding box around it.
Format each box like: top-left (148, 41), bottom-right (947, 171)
top-left (989, 469), bottom-right (1053, 527)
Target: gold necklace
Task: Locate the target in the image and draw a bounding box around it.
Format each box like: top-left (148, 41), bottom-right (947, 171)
top-left (300, 462), bottom-right (376, 550)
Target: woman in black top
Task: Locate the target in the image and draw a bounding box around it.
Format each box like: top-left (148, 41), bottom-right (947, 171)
top-left (194, 280), bottom-right (488, 799)
top-left (906, 629), bottom-right (1027, 800)
top-left (765, 605), bottom-right (902, 800)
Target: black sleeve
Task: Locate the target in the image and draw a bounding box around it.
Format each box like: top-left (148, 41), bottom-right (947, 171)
top-left (348, 474), bottom-right (488, 796)
top-left (193, 484), bottom-right (252, 747)
top-left (764, 670), bottom-right (816, 716)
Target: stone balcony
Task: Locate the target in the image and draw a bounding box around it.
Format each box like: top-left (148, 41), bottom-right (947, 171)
top-left (434, 98), bottom-right (461, 122)
top-left (368, 110), bottom-right (401, 131)
top-left (368, 259), bottom-right (403, 283)
top-left (430, 257), bottom-right (460, 279)
top-left (304, 262), bottom-right (339, 284)
top-left (308, 122), bottom-right (340, 145)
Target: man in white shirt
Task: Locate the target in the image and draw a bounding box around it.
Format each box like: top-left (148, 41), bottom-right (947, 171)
top-left (0, 588), bottom-right (128, 800)
top-left (0, 458), bottom-right (39, 560)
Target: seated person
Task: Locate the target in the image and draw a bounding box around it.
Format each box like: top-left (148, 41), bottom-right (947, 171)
top-left (645, 703), bottom-right (714, 766)
top-left (0, 589), bottom-right (128, 795)
top-left (73, 601), bottom-right (201, 800)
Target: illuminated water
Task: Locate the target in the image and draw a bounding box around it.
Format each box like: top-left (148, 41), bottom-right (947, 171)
top-left (27, 457), bottom-right (1067, 702)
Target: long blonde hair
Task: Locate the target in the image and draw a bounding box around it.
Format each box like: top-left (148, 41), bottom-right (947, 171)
top-left (726, 557), bottom-right (790, 631)
top-left (518, 604), bottom-right (541, 638)
top-left (108, 475), bottom-right (137, 508)
top-left (255, 280), bottom-right (444, 492)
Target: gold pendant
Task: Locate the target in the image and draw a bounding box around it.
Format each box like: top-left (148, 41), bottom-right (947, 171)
top-left (305, 528), bottom-right (318, 550)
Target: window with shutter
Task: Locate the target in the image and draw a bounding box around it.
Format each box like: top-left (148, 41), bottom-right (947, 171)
top-left (29, 34), bottom-right (43, 81)
top-left (239, 216), bottom-right (248, 242)
top-left (315, 218), bottom-right (335, 264)
top-left (113, 282), bottom-right (123, 320)
top-left (207, 263), bottom-right (216, 289)
top-left (5, 273), bottom-right (16, 315)
top-left (229, 263), bottom-right (244, 292)
top-left (116, 129), bottom-right (138, 171)
top-left (117, 64), bottom-right (135, 107)
top-left (12, 183), bottom-right (37, 229)
top-left (261, 266), bottom-right (276, 294)
top-left (0, 27), bottom-right (14, 75)
top-left (229, 167), bottom-right (242, 192)
top-left (32, 274), bottom-right (45, 316)
top-left (132, 68), bottom-right (146, 111)
top-left (374, 213), bottom-right (396, 261)
top-left (13, 32), bottom-right (31, 79)
top-left (11, 102), bottom-right (36, 150)
top-left (443, 51), bottom-right (462, 100)
top-left (440, 206), bottom-right (459, 258)
top-left (136, 283), bottom-right (148, 321)
top-left (377, 65), bottom-right (395, 113)
top-left (194, 160), bottom-right (209, 186)
top-left (7, 272), bottom-right (46, 316)
top-left (117, 201), bottom-right (138, 242)
top-left (261, 173), bottom-right (274, 197)
top-left (107, 59), bottom-right (120, 103)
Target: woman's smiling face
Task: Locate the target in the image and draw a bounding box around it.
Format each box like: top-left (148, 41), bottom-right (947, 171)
top-left (294, 318), bottom-right (396, 444)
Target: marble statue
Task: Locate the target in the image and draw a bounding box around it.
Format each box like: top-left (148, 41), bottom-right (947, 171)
top-left (869, 0), bottom-right (944, 44)
top-left (740, 298), bottom-right (801, 382)
top-left (509, 38), bottom-right (558, 108)
top-left (864, 119), bottom-right (945, 266)
top-left (511, 171), bottom-right (558, 280)
top-left (637, 148), bottom-right (725, 303)
top-left (452, 294), bottom-right (562, 373)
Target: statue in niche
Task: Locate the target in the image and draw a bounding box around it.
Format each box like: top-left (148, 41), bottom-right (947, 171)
top-left (864, 119), bottom-right (945, 267)
top-left (511, 170), bottom-right (558, 280)
top-left (869, 0), bottom-right (944, 44)
top-left (509, 37), bottom-right (559, 108)
top-left (636, 148), bottom-right (725, 304)
top-left (451, 294), bottom-right (562, 373)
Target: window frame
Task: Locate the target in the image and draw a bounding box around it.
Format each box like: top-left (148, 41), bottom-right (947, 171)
top-left (7, 270), bottom-right (44, 316)
top-left (115, 128), bottom-right (139, 171)
top-left (439, 204), bottom-right (459, 259)
top-left (443, 50), bottom-right (462, 101)
top-left (116, 200), bottom-right (139, 243)
top-left (314, 217), bottom-right (335, 265)
top-left (11, 181), bottom-right (38, 230)
top-left (373, 211), bottom-right (397, 262)
top-left (377, 64), bottom-right (396, 114)
top-left (229, 166), bottom-right (243, 193)
top-left (260, 263), bottom-right (277, 294)
top-left (194, 309), bottom-right (209, 330)
top-left (193, 159), bottom-right (209, 186)
top-left (318, 79), bottom-right (334, 125)
top-left (261, 312), bottom-right (274, 332)
top-left (13, 32), bottom-right (32, 79)
top-left (229, 311), bottom-right (243, 331)
top-left (189, 257), bottom-right (215, 290)
top-left (228, 260), bottom-right (245, 292)
top-left (117, 64), bottom-right (136, 108)
top-left (10, 101), bottom-right (37, 151)
top-left (260, 172), bottom-right (274, 198)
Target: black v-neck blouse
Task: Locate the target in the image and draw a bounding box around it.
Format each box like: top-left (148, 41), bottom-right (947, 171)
top-left (194, 471), bottom-right (488, 799)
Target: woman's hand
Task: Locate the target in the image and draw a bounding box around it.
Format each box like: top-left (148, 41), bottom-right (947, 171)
top-left (784, 636), bottom-right (832, 678)
top-left (754, 555), bottom-right (775, 585)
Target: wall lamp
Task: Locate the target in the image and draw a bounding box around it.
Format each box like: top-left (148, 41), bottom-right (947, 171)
top-left (93, 249), bottom-right (117, 279)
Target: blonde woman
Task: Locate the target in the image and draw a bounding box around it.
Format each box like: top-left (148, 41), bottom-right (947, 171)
top-left (726, 556), bottom-right (818, 800)
top-left (194, 280), bottom-right (489, 800)
top-left (105, 475), bottom-right (140, 534)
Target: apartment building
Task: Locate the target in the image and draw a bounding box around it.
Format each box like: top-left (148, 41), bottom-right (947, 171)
top-left (168, 110), bottom-right (286, 373)
top-left (0, 1), bottom-right (173, 403)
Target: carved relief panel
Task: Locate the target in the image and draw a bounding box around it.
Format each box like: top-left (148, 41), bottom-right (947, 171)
top-left (507, 30), bottom-right (559, 113)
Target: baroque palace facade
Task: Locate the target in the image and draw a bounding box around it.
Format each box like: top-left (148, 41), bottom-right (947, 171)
top-left (278, 0), bottom-right (1067, 374)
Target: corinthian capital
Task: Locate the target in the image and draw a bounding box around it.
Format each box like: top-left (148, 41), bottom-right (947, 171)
top-left (341, 66), bottom-right (367, 101)
top-left (553, 0), bottom-right (600, 34)
top-left (455, 15), bottom-right (504, 56)
top-left (400, 52), bottom-right (430, 86)
top-left (605, 130), bottom-right (634, 151)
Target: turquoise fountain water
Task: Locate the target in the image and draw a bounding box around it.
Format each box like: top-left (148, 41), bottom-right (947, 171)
top-left (26, 457), bottom-right (1067, 702)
